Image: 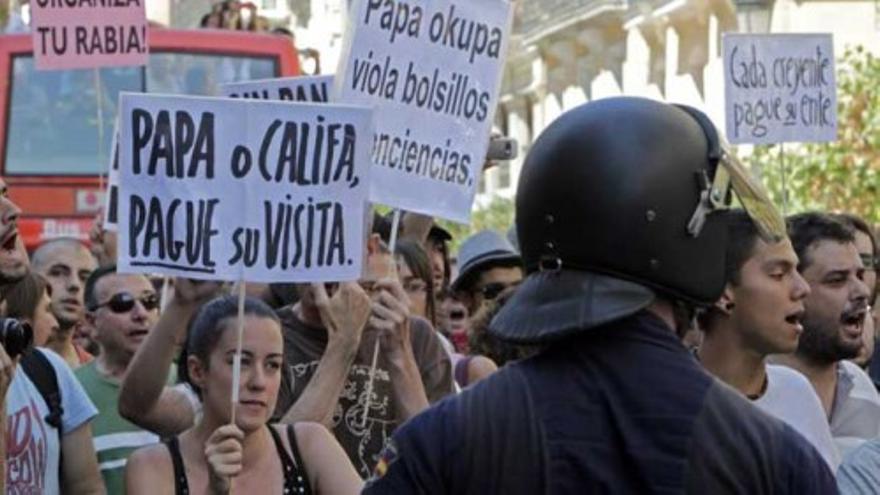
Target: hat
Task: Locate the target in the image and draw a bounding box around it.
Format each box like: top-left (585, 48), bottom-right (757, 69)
top-left (489, 269), bottom-right (655, 344)
top-left (451, 230), bottom-right (521, 293)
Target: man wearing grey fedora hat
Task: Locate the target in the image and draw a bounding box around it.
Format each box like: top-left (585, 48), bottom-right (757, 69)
top-left (363, 98), bottom-right (834, 494)
top-left (451, 229), bottom-right (522, 316)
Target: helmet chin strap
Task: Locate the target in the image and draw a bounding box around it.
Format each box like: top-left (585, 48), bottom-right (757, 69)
top-left (686, 165), bottom-right (732, 238)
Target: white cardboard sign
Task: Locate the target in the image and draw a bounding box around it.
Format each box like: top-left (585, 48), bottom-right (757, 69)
top-left (117, 93), bottom-right (373, 282)
top-left (723, 33), bottom-right (837, 145)
top-left (335, 0), bottom-right (514, 223)
top-left (220, 75), bottom-right (335, 102)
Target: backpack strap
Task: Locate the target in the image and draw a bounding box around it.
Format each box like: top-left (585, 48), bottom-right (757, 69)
top-left (20, 349), bottom-right (64, 432)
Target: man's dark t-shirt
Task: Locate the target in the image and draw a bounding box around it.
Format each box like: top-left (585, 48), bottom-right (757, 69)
top-left (273, 307), bottom-right (455, 477)
top-left (364, 312), bottom-right (837, 494)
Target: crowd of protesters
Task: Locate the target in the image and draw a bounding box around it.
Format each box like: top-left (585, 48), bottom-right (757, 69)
top-left (0, 96), bottom-right (878, 494)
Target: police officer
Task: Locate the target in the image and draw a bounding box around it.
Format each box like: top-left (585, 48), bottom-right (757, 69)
top-left (362, 98), bottom-right (836, 494)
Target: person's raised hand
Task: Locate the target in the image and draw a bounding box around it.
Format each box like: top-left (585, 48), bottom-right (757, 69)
top-left (369, 278), bottom-right (412, 357)
top-left (312, 282), bottom-right (371, 353)
top-left (172, 278), bottom-right (226, 307)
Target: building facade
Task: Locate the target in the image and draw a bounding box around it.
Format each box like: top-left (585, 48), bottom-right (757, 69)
top-left (479, 0), bottom-right (880, 203)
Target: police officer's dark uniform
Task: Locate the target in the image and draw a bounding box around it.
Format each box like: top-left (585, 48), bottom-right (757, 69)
top-left (363, 98), bottom-right (837, 494)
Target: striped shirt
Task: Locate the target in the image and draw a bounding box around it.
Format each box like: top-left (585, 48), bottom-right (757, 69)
top-left (75, 361), bottom-right (171, 494)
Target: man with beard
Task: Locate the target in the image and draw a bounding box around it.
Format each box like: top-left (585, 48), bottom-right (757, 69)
top-left (776, 212), bottom-right (876, 457)
top-left (32, 238), bottom-right (99, 367)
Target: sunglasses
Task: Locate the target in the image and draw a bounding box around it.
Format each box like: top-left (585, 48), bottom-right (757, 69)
top-left (92, 292), bottom-right (160, 313)
top-left (477, 281), bottom-right (519, 301)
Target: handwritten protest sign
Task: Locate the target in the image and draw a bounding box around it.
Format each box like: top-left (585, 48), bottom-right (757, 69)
top-left (723, 33), bottom-right (836, 145)
top-left (103, 122), bottom-right (120, 231)
top-left (117, 93), bottom-right (373, 283)
top-left (30, 0), bottom-right (148, 70)
top-left (335, 0), bottom-right (513, 223)
top-left (221, 75), bottom-right (335, 103)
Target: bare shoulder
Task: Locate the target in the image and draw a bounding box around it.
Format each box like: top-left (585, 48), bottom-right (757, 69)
top-left (291, 421), bottom-right (334, 449)
top-left (272, 422), bottom-right (338, 465)
top-left (126, 443), bottom-right (175, 493)
top-left (127, 443), bottom-right (173, 476)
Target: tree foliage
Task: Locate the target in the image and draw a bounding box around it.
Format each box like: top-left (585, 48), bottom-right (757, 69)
top-left (437, 196), bottom-right (516, 253)
top-left (748, 46), bottom-right (879, 224)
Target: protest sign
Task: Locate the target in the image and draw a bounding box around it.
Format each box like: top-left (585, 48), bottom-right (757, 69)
top-left (723, 33), bottom-right (836, 144)
top-left (335, 0), bottom-right (513, 223)
top-left (103, 123), bottom-right (120, 231)
top-left (30, 0), bottom-right (148, 70)
top-left (221, 75), bottom-right (335, 103)
top-left (117, 93), bottom-right (373, 283)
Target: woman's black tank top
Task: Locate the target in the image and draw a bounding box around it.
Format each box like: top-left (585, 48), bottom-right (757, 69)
top-left (164, 425), bottom-right (312, 495)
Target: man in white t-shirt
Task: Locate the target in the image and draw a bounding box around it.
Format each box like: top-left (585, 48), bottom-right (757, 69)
top-left (775, 212), bottom-right (877, 458)
top-left (698, 210), bottom-right (840, 471)
top-left (0, 176), bottom-right (104, 494)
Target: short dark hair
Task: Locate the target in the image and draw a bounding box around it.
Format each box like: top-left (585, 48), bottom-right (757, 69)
top-left (31, 237), bottom-right (93, 271)
top-left (787, 213), bottom-right (855, 271)
top-left (84, 265), bottom-right (118, 310)
top-left (4, 272), bottom-right (51, 321)
top-left (697, 210), bottom-right (760, 332)
top-left (723, 210), bottom-right (762, 287)
top-left (179, 295), bottom-right (279, 397)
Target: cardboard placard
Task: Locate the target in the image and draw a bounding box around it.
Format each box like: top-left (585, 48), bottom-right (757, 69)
top-left (335, 0), bottom-right (513, 223)
top-left (723, 33), bottom-right (837, 145)
top-left (30, 0), bottom-right (148, 70)
top-left (221, 75), bottom-right (335, 103)
top-left (117, 93), bottom-right (373, 282)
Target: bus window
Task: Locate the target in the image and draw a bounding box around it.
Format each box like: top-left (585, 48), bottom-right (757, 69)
top-left (146, 52), bottom-right (277, 95)
top-left (5, 52), bottom-right (277, 176)
top-left (5, 57), bottom-right (140, 175)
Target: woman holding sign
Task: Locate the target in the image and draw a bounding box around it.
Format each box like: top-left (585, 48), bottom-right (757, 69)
top-left (124, 296), bottom-right (362, 494)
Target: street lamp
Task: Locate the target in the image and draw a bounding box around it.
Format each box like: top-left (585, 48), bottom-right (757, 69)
top-left (735, 0), bottom-right (773, 34)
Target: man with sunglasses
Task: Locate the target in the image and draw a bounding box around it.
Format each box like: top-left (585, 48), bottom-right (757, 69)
top-left (451, 229), bottom-right (522, 317)
top-left (775, 213), bottom-right (876, 458)
top-left (75, 265), bottom-right (163, 494)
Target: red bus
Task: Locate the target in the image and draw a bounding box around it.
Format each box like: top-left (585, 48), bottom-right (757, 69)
top-left (0, 27), bottom-right (300, 249)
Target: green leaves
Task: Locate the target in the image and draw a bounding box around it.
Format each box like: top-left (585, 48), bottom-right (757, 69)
top-left (749, 46), bottom-right (879, 224)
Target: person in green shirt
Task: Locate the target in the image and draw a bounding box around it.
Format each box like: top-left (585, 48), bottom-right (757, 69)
top-left (75, 265), bottom-right (162, 494)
